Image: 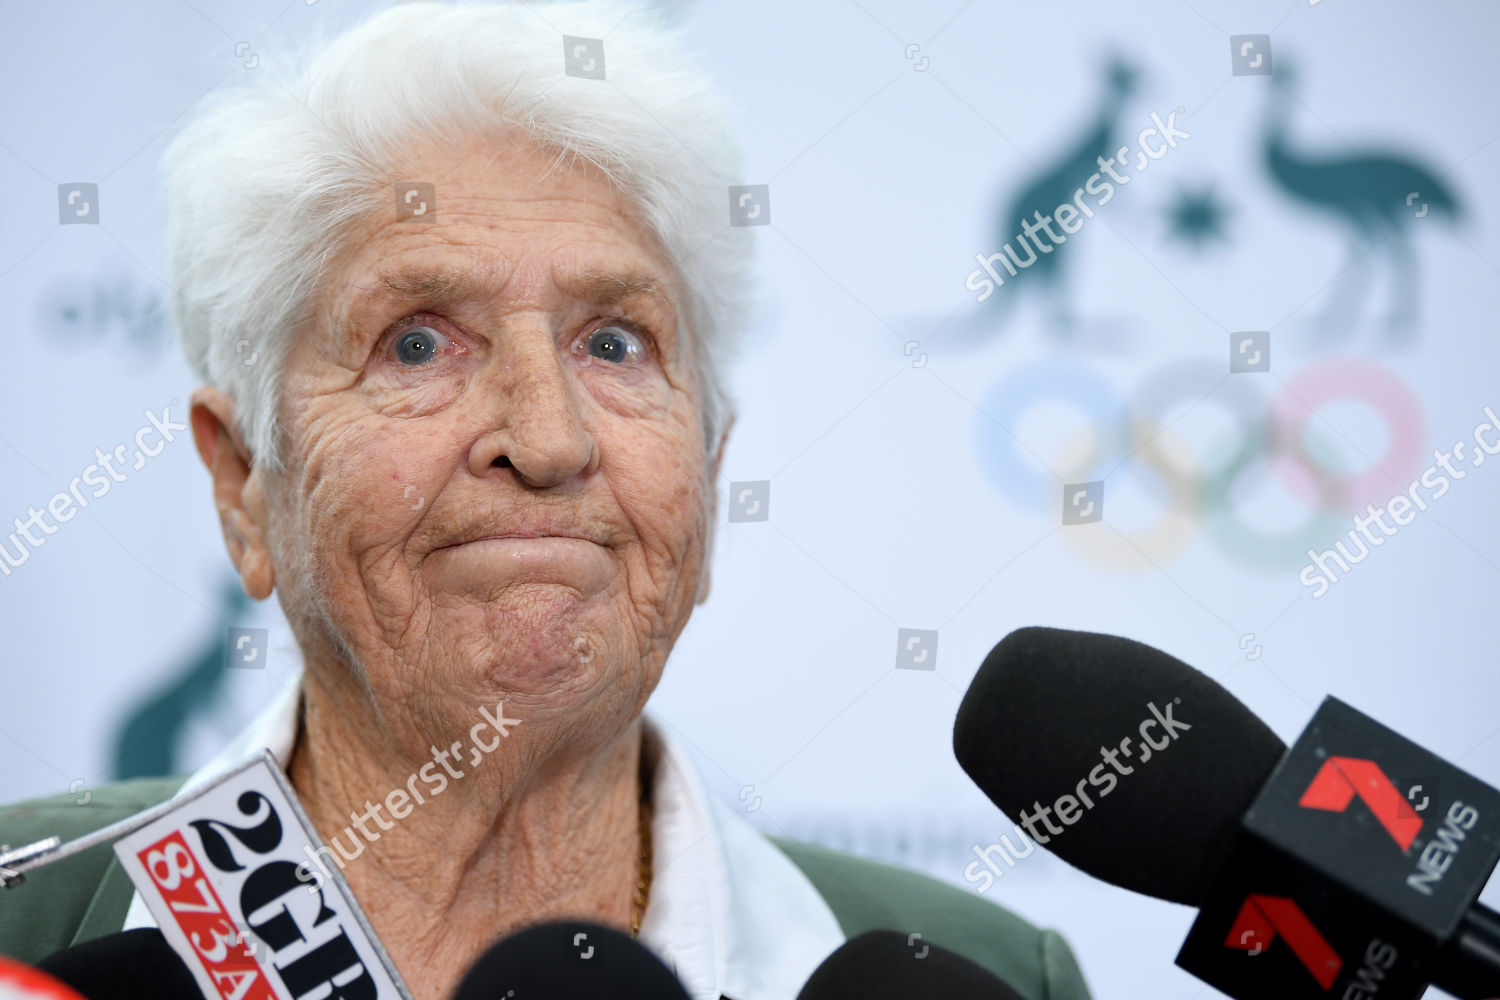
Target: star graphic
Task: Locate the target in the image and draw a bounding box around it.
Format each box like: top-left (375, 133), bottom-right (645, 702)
top-left (1164, 184), bottom-right (1232, 250)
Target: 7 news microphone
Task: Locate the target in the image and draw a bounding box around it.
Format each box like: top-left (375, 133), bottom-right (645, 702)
top-left (954, 625), bottom-right (1500, 1000)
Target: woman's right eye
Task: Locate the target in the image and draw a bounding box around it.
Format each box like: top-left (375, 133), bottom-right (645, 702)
top-left (390, 325), bottom-right (449, 366)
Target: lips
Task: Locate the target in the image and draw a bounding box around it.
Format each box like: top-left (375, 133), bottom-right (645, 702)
top-left (426, 522), bottom-right (616, 595)
top-left (437, 528), bottom-right (605, 550)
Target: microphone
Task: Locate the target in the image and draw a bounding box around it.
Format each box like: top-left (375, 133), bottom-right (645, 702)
top-left (954, 626), bottom-right (1500, 1000)
top-left (0, 956), bottom-right (87, 1000)
top-left (450, 921), bottom-right (691, 1000)
top-left (796, 930), bottom-right (1027, 999)
top-left (34, 929), bottom-right (200, 999)
top-left (954, 625), bottom-right (1287, 905)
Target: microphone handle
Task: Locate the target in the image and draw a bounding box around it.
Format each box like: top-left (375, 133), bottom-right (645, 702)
top-left (1434, 902), bottom-right (1500, 999)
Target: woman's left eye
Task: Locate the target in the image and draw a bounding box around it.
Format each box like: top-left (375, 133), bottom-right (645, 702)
top-left (581, 324), bottom-right (645, 365)
top-left (390, 325), bottom-right (448, 366)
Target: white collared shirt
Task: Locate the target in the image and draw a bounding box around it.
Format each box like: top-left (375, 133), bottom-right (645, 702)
top-left (121, 677), bottom-right (845, 1000)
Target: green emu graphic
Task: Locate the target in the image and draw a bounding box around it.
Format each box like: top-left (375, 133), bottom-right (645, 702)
top-left (1262, 60), bottom-right (1460, 340)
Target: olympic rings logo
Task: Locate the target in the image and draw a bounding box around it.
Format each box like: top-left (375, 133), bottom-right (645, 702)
top-left (974, 357), bottom-right (1427, 571)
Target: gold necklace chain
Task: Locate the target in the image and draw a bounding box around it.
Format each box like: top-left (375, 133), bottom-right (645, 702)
top-left (630, 789), bottom-right (653, 939)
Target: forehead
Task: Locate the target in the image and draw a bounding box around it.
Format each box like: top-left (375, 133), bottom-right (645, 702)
top-left (325, 129), bottom-right (681, 328)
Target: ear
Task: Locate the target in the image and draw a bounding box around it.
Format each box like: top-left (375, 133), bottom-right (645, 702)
top-left (190, 386), bottom-right (275, 600)
top-left (695, 415), bottom-right (734, 606)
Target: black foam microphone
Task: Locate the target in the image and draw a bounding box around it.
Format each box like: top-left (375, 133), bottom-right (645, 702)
top-left (954, 626), bottom-right (1500, 1000)
top-left (35, 928), bottom-right (201, 999)
top-left (954, 625), bottom-right (1286, 906)
top-left (796, 930), bottom-right (1027, 999)
top-left (451, 920), bottom-right (690, 1000)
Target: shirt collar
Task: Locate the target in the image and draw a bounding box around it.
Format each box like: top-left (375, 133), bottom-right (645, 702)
top-left (122, 675), bottom-right (844, 1000)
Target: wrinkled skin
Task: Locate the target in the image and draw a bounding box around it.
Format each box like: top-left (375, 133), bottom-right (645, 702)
top-left (191, 127), bottom-right (727, 999)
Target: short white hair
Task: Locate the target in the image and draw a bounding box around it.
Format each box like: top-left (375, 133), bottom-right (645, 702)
top-left (164, 0), bottom-right (750, 474)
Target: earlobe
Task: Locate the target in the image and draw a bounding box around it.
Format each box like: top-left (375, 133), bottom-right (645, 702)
top-left (234, 482), bottom-right (276, 601)
top-left (190, 387), bottom-right (275, 600)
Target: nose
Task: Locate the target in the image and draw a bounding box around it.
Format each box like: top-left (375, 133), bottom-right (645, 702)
top-left (468, 329), bottom-right (596, 488)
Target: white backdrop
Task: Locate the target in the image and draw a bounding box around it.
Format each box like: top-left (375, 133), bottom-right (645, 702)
top-left (3, 1), bottom-right (1498, 998)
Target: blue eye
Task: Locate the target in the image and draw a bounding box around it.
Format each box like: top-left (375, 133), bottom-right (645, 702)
top-left (585, 325), bottom-right (643, 365)
top-left (393, 325), bottom-right (445, 366)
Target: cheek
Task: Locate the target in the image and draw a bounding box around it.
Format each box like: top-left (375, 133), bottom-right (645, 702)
top-left (360, 373), bottom-right (471, 418)
top-left (613, 426), bottom-right (709, 557)
top-left (292, 412), bottom-right (449, 561)
top-left (581, 369), bottom-right (673, 422)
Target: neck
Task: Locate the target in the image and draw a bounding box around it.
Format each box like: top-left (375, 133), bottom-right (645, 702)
top-left (287, 669), bottom-right (648, 1000)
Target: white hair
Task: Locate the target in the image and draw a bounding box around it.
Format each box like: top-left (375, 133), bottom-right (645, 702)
top-left (164, 0), bottom-right (751, 474)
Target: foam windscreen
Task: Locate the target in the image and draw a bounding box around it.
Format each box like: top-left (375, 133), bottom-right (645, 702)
top-left (953, 626), bottom-right (1286, 905)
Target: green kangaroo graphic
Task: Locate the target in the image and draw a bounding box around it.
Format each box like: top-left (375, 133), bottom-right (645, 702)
top-left (948, 56), bottom-right (1138, 345)
top-left (111, 577), bottom-right (254, 779)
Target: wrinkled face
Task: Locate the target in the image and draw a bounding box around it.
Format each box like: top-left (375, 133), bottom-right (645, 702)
top-left (258, 129), bottom-right (716, 741)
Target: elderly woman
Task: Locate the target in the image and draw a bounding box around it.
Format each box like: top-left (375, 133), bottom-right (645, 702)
top-left (0, 3), bottom-right (1091, 998)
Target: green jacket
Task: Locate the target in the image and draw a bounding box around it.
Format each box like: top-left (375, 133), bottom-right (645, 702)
top-left (0, 778), bottom-right (1091, 1000)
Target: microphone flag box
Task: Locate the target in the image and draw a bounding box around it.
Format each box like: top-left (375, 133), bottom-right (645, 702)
top-left (1177, 696), bottom-right (1500, 1000)
top-left (114, 749), bottom-right (413, 1000)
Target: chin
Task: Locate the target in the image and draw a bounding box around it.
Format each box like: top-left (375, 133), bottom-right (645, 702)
top-left (454, 608), bottom-right (608, 691)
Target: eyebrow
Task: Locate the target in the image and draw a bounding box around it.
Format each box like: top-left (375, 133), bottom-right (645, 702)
top-left (376, 266), bottom-right (465, 303)
top-left (371, 265), bottom-right (676, 312)
top-left (563, 268), bottom-right (676, 310)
